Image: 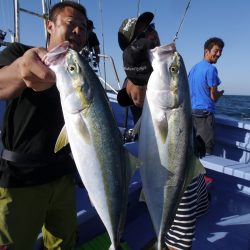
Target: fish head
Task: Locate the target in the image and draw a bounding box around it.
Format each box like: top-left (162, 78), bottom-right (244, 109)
top-left (148, 43), bottom-right (190, 110)
top-left (44, 41), bottom-right (94, 114)
top-left (63, 48), bottom-right (94, 113)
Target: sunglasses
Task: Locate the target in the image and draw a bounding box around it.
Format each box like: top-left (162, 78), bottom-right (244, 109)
top-left (136, 23), bottom-right (156, 40)
top-left (147, 23), bottom-right (155, 31)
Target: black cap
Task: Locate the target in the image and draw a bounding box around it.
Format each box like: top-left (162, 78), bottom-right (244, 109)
top-left (87, 20), bottom-right (95, 29)
top-left (118, 12), bottom-right (154, 50)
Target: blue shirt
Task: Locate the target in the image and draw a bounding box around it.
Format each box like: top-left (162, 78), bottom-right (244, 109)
top-left (188, 60), bottom-right (221, 113)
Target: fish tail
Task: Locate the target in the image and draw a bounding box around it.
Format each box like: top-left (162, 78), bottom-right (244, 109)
top-left (157, 235), bottom-right (168, 250)
top-left (157, 240), bottom-right (162, 250)
top-left (109, 241), bottom-right (127, 250)
top-left (109, 244), bottom-right (116, 250)
top-left (109, 244), bottom-right (123, 250)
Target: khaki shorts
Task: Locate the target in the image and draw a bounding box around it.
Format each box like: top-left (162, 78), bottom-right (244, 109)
top-left (0, 175), bottom-right (77, 250)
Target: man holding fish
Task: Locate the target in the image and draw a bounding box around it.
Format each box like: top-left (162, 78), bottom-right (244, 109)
top-left (117, 12), bottom-right (209, 250)
top-left (0, 1), bottom-right (88, 249)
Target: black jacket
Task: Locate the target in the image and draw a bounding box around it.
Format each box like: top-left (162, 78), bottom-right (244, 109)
top-left (117, 38), bottom-right (154, 109)
top-left (0, 42), bottom-right (76, 187)
top-left (123, 38), bottom-right (154, 86)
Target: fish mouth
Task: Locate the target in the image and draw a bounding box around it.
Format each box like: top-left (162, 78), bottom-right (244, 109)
top-left (154, 43), bottom-right (176, 52)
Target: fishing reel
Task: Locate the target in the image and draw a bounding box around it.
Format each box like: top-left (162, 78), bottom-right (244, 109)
top-left (80, 47), bottom-right (99, 72)
top-left (0, 29), bottom-right (7, 47)
top-left (122, 128), bottom-right (137, 143)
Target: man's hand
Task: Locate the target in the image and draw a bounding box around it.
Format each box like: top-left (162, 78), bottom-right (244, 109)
top-left (218, 89), bottom-right (224, 98)
top-left (126, 79), bottom-right (146, 107)
top-left (18, 47), bottom-right (56, 91)
top-left (210, 86), bottom-right (224, 102)
top-left (0, 47), bottom-right (57, 99)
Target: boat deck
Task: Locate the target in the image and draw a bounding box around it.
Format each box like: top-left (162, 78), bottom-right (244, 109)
top-left (34, 148), bottom-right (250, 250)
top-left (31, 101), bottom-right (250, 250)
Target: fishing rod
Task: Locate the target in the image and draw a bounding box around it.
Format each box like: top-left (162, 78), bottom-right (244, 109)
top-left (137, 0), bottom-right (141, 17)
top-left (98, 0), bottom-right (107, 90)
top-left (173, 0), bottom-right (192, 43)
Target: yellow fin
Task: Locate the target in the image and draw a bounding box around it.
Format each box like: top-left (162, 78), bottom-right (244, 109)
top-left (186, 155), bottom-right (206, 186)
top-left (132, 117), bottom-right (141, 137)
top-left (192, 156), bottom-right (206, 177)
top-left (157, 120), bottom-right (168, 144)
top-left (55, 125), bottom-right (69, 153)
top-left (124, 149), bottom-right (141, 187)
top-left (78, 112), bottom-right (91, 144)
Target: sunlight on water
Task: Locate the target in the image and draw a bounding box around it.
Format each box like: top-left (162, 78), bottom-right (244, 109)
top-left (216, 95), bottom-right (250, 121)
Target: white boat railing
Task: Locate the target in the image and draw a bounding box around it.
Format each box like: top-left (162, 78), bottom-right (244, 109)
top-left (98, 54), bottom-right (121, 90)
top-left (85, 51), bottom-right (122, 96)
top-left (98, 77), bottom-right (119, 95)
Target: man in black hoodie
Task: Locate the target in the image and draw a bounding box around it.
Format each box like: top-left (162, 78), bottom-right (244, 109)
top-left (117, 12), bottom-right (160, 123)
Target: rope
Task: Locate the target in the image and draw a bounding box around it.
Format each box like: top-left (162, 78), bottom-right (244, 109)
top-left (173, 0), bottom-right (192, 43)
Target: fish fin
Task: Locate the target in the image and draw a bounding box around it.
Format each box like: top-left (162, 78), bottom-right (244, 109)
top-left (139, 189), bottom-right (146, 203)
top-left (87, 193), bottom-right (95, 207)
top-left (79, 112), bottom-right (91, 144)
top-left (132, 117), bottom-right (141, 136)
top-left (192, 156), bottom-right (206, 177)
top-left (156, 120), bottom-right (168, 144)
top-left (109, 244), bottom-right (124, 250)
top-left (108, 244), bottom-right (115, 250)
top-left (186, 155), bottom-right (206, 185)
top-left (54, 125), bottom-right (69, 153)
top-left (125, 150), bottom-right (141, 186)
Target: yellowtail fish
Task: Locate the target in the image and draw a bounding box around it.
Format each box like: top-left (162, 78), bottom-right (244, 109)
top-left (44, 41), bottom-right (138, 250)
top-left (138, 43), bottom-right (205, 249)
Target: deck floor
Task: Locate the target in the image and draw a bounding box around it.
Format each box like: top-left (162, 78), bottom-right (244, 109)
top-left (193, 172), bottom-right (250, 250)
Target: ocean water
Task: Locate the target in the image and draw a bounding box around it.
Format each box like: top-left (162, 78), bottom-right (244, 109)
top-left (1, 96), bottom-right (250, 126)
top-left (215, 95), bottom-right (250, 121)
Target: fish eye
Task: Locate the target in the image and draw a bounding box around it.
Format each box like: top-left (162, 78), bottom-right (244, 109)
top-left (68, 64), bottom-right (76, 73)
top-left (170, 65), bottom-right (178, 74)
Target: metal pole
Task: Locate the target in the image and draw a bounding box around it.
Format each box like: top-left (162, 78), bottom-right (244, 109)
top-left (41, 0), bottom-right (48, 43)
top-left (19, 8), bottom-right (45, 18)
top-left (14, 0), bottom-right (20, 42)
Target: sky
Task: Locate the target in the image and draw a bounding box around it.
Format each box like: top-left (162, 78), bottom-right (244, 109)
top-left (0, 0), bottom-right (250, 95)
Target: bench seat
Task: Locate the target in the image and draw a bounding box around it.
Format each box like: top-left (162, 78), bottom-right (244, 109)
top-left (201, 155), bottom-right (250, 181)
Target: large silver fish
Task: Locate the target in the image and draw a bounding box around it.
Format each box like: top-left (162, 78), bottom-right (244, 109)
top-left (44, 42), bottom-right (137, 250)
top-left (138, 43), bottom-right (205, 249)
